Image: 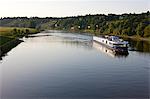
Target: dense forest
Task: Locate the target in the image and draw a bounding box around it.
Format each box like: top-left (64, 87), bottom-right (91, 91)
top-left (0, 11), bottom-right (150, 37)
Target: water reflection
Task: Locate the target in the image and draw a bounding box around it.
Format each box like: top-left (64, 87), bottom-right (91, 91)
top-left (61, 40), bottom-right (93, 50)
top-left (0, 31), bottom-right (149, 98)
top-left (126, 38), bottom-right (150, 53)
top-left (28, 32), bottom-right (93, 50)
top-left (92, 41), bottom-right (129, 58)
top-left (1, 32), bottom-right (150, 61)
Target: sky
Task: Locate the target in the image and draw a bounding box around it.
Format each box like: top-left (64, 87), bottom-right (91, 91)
top-left (0, 0), bottom-right (149, 17)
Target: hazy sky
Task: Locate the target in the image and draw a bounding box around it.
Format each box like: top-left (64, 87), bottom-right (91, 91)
top-left (0, 0), bottom-right (149, 17)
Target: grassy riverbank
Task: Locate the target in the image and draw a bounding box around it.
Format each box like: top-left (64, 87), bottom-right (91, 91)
top-left (0, 36), bottom-right (14, 45)
top-left (0, 27), bottom-right (39, 37)
top-left (0, 27), bottom-right (39, 57)
top-left (0, 36), bottom-right (22, 57)
top-left (0, 27), bottom-right (39, 46)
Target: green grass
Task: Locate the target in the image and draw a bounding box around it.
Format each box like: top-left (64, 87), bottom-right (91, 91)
top-left (0, 27), bottom-right (13, 36)
top-left (0, 27), bottom-right (39, 46)
top-left (0, 36), bottom-right (14, 46)
top-left (0, 27), bottom-right (38, 37)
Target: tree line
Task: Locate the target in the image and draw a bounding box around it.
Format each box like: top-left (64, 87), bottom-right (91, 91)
top-left (0, 11), bottom-right (149, 37)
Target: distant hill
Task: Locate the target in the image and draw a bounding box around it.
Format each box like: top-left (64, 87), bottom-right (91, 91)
top-left (0, 11), bottom-right (150, 37)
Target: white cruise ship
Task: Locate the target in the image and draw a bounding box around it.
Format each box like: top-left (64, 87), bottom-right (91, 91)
top-left (93, 35), bottom-right (129, 54)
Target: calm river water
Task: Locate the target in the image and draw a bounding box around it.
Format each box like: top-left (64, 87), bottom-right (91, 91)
top-left (0, 30), bottom-right (150, 99)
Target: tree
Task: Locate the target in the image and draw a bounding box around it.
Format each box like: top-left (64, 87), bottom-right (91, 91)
top-left (29, 21), bottom-right (36, 28)
top-left (25, 29), bottom-right (30, 34)
top-left (143, 25), bottom-right (150, 37)
top-left (12, 28), bottom-right (17, 35)
top-left (136, 23), bottom-right (145, 37)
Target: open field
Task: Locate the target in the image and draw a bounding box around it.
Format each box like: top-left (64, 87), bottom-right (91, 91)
top-left (0, 27), bottom-right (39, 37)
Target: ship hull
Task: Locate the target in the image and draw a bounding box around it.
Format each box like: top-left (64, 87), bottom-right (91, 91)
top-left (93, 36), bottom-right (128, 55)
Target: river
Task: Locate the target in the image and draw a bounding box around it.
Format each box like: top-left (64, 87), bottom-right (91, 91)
top-left (0, 30), bottom-right (150, 99)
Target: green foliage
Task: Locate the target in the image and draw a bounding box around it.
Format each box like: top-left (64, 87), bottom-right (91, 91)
top-left (0, 36), bottom-right (13, 46)
top-left (143, 25), bottom-right (150, 37)
top-left (0, 11), bottom-right (149, 37)
top-left (136, 23), bottom-right (145, 37)
top-left (25, 29), bottom-right (29, 34)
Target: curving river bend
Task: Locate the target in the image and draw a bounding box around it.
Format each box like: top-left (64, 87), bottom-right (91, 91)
top-left (0, 30), bottom-right (150, 99)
